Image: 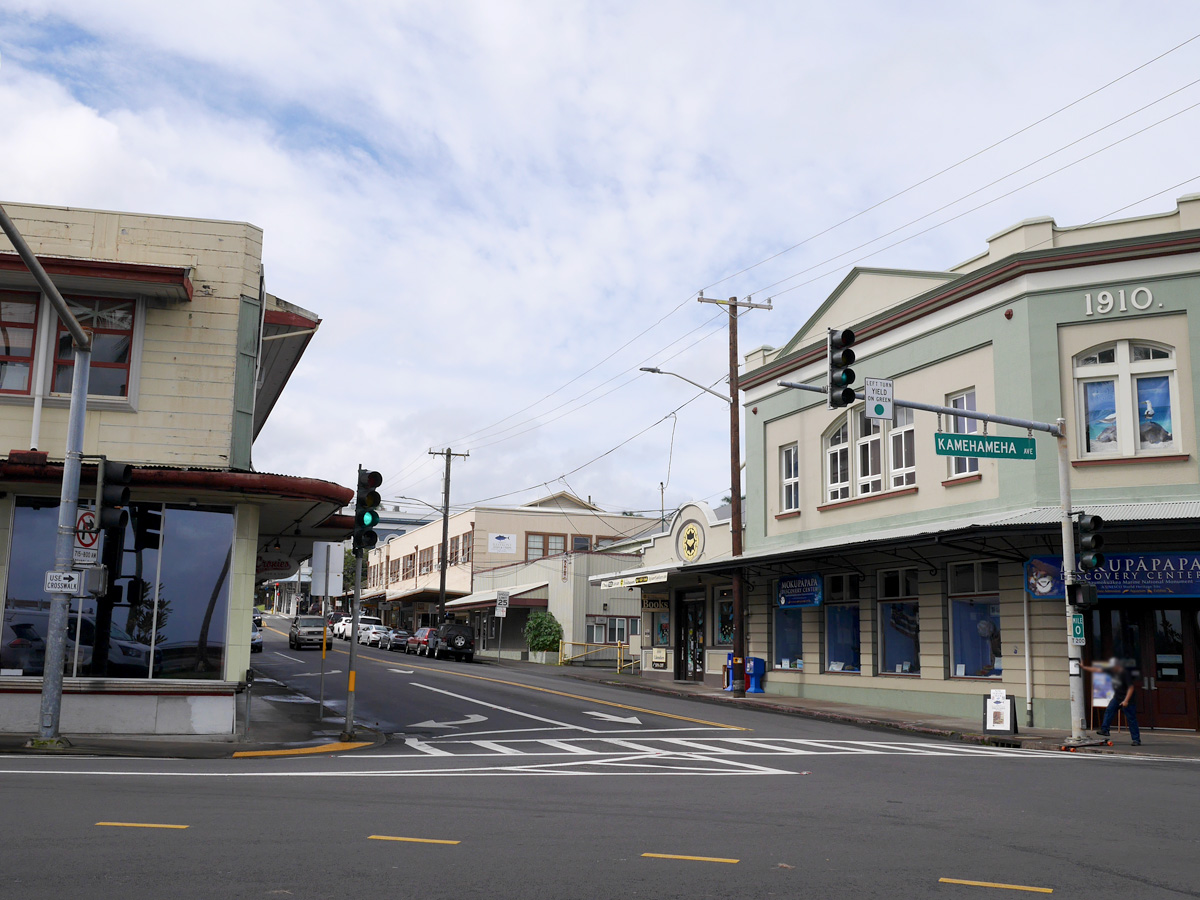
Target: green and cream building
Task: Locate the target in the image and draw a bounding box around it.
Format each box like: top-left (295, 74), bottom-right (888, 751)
top-left (694, 196), bottom-right (1200, 731)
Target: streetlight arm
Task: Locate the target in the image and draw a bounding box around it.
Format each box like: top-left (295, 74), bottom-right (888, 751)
top-left (640, 367), bottom-right (731, 404)
top-left (394, 495), bottom-right (444, 513)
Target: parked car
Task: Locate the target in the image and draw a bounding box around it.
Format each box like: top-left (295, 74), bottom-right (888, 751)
top-left (384, 629), bottom-right (410, 651)
top-left (289, 615), bottom-right (327, 650)
top-left (331, 616), bottom-right (353, 639)
top-left (1, 620), bottom-right (46, 674)
top-left (336, 615), bottom-right (382, 641)
top-left (250, 623), bottom-right (263, 653)
top-left (357, 624), bottom-right (388, 646)
top-left (252, 610), bottom-right (263, 628)
top-left (429, 622), bottom-right (475, 662)
top-left (405, 627), bottom-right (435, 656)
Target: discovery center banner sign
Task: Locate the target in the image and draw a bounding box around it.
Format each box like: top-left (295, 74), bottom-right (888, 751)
top-left (1025, 553), bottom-right (1200, 599)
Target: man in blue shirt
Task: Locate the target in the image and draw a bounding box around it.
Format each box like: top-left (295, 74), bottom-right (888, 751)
top-left (1085, 657), bottom-right (1141, 746)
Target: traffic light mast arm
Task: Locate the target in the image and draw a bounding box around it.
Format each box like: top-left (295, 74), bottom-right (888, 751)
top-left (776, 381), bottom-right (1064, 437)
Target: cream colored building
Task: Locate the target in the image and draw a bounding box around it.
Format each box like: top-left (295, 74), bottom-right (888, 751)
top-left (362, 491), bottom-right (655, 642)
top-left (688, 195), bottom-right (1200, 732)
top-left (0, 202), bottom-right (350, 735)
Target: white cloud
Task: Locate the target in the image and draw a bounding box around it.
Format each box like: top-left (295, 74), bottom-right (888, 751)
top-left (1, 2), bottom-right (1198, 510)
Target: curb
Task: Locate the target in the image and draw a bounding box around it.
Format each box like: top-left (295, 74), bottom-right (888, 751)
top-left (552, 669), bottom-right (1034, 748)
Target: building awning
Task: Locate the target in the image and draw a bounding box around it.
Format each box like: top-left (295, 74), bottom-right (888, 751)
top-left (254, 295), bottom-right (321, 438)
top-left (445, 581), bottom-right (549, 612)
top-left (0, 252), bottom-right (193, 300)
top-left (588, 556), bottom-right (737, 588)
top-left (685, 502), bottom-right (1200, 575)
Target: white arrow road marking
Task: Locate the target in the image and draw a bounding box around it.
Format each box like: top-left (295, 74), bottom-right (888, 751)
top-left (407, 714), bottom-right (488, 729)
top-left (410, 683), bottom-right (590, 732)
top-left (388, 668), bottom-right (414, 674)
top-left (273, 652), bottom-right (303, 662)
top-left (290, 670), bottom-right (343, 677)
top-left (583, 711), bottom-right (642, 725)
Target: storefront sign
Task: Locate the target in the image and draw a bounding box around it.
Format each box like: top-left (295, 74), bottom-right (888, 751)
top-left (488, 533), bottom-right (517, 554)
top-left (1026, 554), bottom-right (1200, 599)
top-left (602, 571), bottom-right (669, 590)
top-left (256, 552), bottom-right (300, 583)
top-left (777, 573), bottom-right (822, 608)
top-left (935, 433), bottom-right (1036, 460)
top-left (651, 647), bottom-right (667, 669)
top-left (640, 597), bottom-right (669, 611)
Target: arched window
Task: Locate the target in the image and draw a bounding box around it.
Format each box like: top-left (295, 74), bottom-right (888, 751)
top-left (825, 418), bottom-right (851, 501)
top-left (1074, 340), bottom-right (1176, 457)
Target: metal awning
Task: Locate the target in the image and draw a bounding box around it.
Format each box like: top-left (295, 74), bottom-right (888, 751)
top-left (445, 581), bottom-right (549, 611)
top-left (686, 502), bottom-right (1200, 575)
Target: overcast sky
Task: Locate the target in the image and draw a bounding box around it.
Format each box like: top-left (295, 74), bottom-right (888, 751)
top-left (2, 2), bottom-right (1199, 517)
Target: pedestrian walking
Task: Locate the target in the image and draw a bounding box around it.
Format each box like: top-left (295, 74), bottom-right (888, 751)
top-left (1084, 657), bottom-right (1141, 746)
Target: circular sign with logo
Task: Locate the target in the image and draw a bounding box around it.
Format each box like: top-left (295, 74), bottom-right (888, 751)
top-left (676, 520), bottom-right (705, 563)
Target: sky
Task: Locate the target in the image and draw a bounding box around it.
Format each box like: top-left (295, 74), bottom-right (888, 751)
top-left (1, 2), bottom-right (1199, 518)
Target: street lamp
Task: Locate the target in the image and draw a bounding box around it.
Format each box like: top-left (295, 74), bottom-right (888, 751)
top-left (639, 367), bottom-right (731, 404)
top-left (642, 361), bottom-right (748, 697)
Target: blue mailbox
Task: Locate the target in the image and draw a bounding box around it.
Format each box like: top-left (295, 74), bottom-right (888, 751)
top-left (746, 657), bottom-right (766, 693)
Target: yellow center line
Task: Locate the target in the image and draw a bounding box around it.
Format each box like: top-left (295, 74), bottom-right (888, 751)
top-left (96, 822), bottom-right (188, 830)
top-left (642, 853), bottom-right (739, 864)
top-left (263, 623), bottom-right (745, 729)
top-left (233, 741), bottom-right (372, 758)
top-left (368, 835), bottom-right (460, 845)
top-left (939, 878), bottom-right (1053, 894)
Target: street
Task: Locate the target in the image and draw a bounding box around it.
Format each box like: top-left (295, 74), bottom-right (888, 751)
top-left (1, 618), bottom-right (1196, 899)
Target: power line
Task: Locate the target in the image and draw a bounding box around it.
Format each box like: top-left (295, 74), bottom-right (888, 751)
top-left (702, 30), bottom-right (1200, 293)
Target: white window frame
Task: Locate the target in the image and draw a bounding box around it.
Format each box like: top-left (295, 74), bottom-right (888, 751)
top-left (1073, 340), bottom-right (1178, 459)
top-left (856, 409), bottom-right (883, 495)
top-left (890, 406), bottom-right (916, 487)
top-left (780, 443), bottom-right (800, 512)
top-left (825, 419), bottom-right (851, 501)
top-left (947, 389), bottom-right (979, 477)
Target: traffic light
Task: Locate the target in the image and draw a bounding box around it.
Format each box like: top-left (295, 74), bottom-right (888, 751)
top-left (353, 468), bottom-right (383, 554)
top-left (1068, 582), bottom-right (1099, 611)
top-left (97, 459), bottom-right (132, 531)
top-left (1078, 514), bottom-right (1105, 571)
top-left (827, 328), bottom-right (857, 409)
top-left (133, 504), bottom-right (163, 551)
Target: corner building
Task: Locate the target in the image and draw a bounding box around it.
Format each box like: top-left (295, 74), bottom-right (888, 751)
top-left (710, 196), bottom-right (1200, 731)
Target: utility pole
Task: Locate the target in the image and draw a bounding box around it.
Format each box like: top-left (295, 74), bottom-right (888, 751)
top-left (0, 205), bottom-right (93, 749)
top-left (698, 292), bottom-right (771, 698)
top-left (430, 448), bottom-right (469, 624)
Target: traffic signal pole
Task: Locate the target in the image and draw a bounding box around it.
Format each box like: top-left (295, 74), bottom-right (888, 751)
top-left (778, 379), bottom-right (1089, 741)
top-left (342, 543), bottom-right (363, 741)
top-left (0, 205), bottom-right (94, 749)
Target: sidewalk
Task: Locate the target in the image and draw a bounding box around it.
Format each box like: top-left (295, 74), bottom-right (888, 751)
top-left (0, 673), bottom-right (382, 759)
top-left (518, 662), bottom-right (1200, 761)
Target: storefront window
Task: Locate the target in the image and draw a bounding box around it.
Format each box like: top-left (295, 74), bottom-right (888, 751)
top-left (949, 599), bottom-right (1001, 677)
top-left (774, 607), bottom-right (803, 669)
top-left (1, 498), bottom-right (233, 680)
top-left (652, 610), bottom-right (670, 646)
top-left (715, 590), bottom-right (734, 646)
top-left (825, 603), bottom-right (860, 673)
top-left (878, 566), bottom-right (919, 675)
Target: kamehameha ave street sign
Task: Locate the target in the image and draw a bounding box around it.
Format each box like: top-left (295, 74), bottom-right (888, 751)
top-left (935, 433), bottom-right (1037, 460)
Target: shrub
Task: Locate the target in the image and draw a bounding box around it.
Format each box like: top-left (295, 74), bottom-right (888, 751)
top-left (524, 611), bottom-right (564, 653)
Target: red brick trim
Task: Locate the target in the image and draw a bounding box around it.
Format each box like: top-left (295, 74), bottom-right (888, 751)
top-left (818, 486), bottom-right (918, 512)
top-left (1072, 453), bottom-right (1190, 468)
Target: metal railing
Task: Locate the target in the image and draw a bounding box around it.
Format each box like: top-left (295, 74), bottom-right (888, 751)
top-left (559, 640), bottom-right (640, 671)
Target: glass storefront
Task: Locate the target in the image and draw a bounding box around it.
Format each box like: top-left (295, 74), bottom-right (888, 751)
top-left (825, 603), bottom-right (860, 673)
top-left (773, 606), bottom-right (803, 670)
top-left (1, 497), bottom-right (234, 679)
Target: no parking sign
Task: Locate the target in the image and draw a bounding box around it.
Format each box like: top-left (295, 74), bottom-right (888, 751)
top-left (74, 509), bottom-right (99, 565)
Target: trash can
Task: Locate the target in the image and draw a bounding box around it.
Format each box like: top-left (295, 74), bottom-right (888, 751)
top-left (746, 657), bottom-right (766, 693)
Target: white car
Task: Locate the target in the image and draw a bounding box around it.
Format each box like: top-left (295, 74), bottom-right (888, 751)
top-left (331, 616), bottom-right (352, 640)
top-left (357, 624), bottom-right (388, 646)
top-left (338, 616), bottom-right (382, 641)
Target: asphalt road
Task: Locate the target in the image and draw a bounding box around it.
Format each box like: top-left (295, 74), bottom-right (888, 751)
top-left (2, 616), bottom-right (1198, 900)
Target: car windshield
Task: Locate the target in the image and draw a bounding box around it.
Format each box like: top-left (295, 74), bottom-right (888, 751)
top-left (298, 617), bottom-right (324, 627)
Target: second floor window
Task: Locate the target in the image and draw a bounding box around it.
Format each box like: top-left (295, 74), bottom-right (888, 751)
top-left (418, 547), bottom-right (433, 575)
top-left (826, 421), bottom-right (851, 501)
top-left (526, 532), bottom-right (566, 560)
top-left (53, 297), bottom-right (135, 398)
top-left (448, 536), bottom-right (459, 566)
top-left (780, 443), bottom-right (800, 512)
top-left (947, 390), bottom-right (979, 476)
top-left (856, 410), bottom-right (883, 495)
top-left (0, 291), bottom-right (38, 394)
top-left (890, 407), bottom-right (916, 487)
top-left (1075, 340), bottom-right (1176, 457)
top-left (402, 553), bottom-right (415, 580)
top-left (460, 532), bottom-right (472, 563)
top-left (824, 405), bottom-right (918, 503)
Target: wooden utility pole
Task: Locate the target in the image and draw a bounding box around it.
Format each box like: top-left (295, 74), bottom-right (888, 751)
top-left (698, 292), bottom-right (771, 697)
top-left (430, 448), bottom-right (469, 623)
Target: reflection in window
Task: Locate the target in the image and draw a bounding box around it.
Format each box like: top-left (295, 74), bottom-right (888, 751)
top-left (825, 603), bottom-right (860, 673)
top-left (1082, 380), bottom-right (1118, 453)
top-left (0, 498), bottom-right (233, 680)
top-left (879, 602), bottom-right (920, 674)
top-left (774, 606), bottom-right (803, 669)
top-left (948, 390), bottom-right (979, 476)
top-left (715, 591), bottom-right (734, 645)
top-left (1074, 341), bottom-right (1176, 458)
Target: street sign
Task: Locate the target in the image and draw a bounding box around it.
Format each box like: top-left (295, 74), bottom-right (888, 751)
top-left (44, 570), bottom-right (81, 596)
top-left (74, 509), bottom-right (99, 566)
top-left (1070, 613), bottom-right (1086, 646)
top-left (495, 590), bottom-right (510, 619)
top-left (935, 432), bottom-right (1037, 460)
top-left (864, 377), bottom-right (893, 421)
